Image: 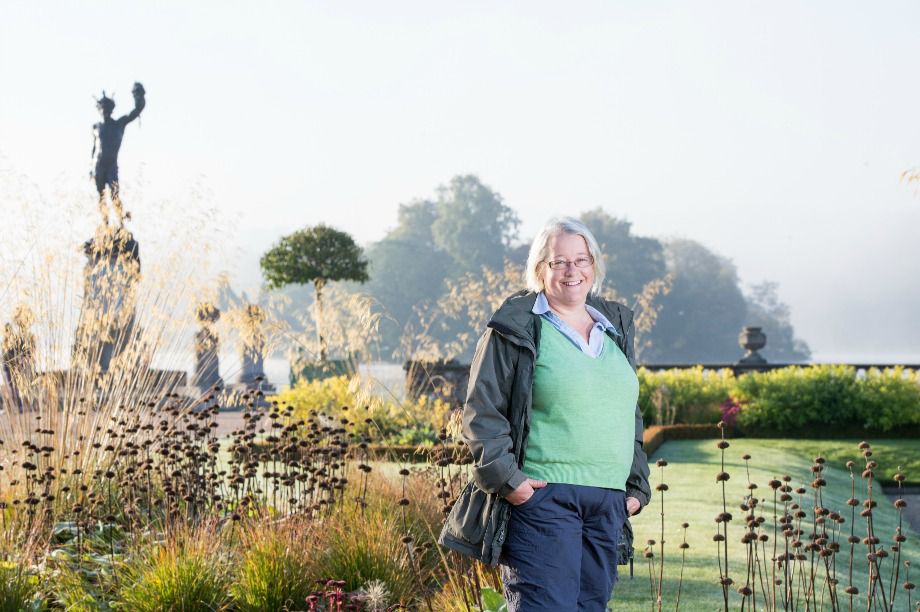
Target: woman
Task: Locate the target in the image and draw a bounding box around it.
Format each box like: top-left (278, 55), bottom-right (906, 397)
top-left (440, 217), bottom-right (651, 611)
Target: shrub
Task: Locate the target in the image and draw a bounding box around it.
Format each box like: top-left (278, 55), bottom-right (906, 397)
top-left (232, 521), bottom-right (317, 612)
top-left (115, 529), bottom-right (231, 612)
top-left (856, 366), bottom-right (920, 431)
top-left (734, 364), bottom-right (920, 434)
top-left (637, 367), bottom-right (734, 425)
top-left (274, 375), bottom-right (453, 445)
top-left (734, 365), bottom-right (861, 431)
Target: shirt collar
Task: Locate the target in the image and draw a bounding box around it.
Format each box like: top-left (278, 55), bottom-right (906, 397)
top-left (532, 292), bottom-right (620, 336)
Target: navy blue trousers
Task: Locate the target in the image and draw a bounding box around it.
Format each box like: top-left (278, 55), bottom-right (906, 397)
top-left (500, 484), bottom-right (627, 611)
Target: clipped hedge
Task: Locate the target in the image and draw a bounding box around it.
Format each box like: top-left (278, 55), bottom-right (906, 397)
top-left (734, 365), bottom-right (920, 435)
top-left (638, 365), bottom-right (919, 437)
top-left (637, 366), bottom-right (734, 425)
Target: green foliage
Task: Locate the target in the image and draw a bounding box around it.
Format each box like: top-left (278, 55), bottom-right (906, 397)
top-left (637, 367), bottom-right (735, 425)
top-left (115, 535), bottom-right (232, 612)
top-left (260, 224), bottom-right (369, 290)
top-left (0, 563), bottom-right (44, 612)
top-left (272, 375), bottom-right (453, 445)
top-left (44, 562), bottom-right (110, 612)
top-left (734, 365), bottom-right (920, 433)
top-left (478, 587), bottom-right (508, 612)
top-left (232, 524), bottom-right (316, 612)
top-left (856, 366), bottom-right (920, 431)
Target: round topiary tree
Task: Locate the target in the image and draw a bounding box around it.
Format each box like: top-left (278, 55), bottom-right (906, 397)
top-left (260, 225), bottom-right (369, 362)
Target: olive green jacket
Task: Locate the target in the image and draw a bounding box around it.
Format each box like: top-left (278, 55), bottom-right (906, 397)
top-left (438, 290), bottom-right (652, 565)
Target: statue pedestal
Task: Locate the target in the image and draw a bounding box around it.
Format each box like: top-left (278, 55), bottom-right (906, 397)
top-left (69, 227), bottom-right (187, 399)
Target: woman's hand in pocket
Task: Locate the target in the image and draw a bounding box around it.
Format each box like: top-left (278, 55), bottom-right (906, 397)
top-left (506, 478), bottom-right (548, 506)
top-left (626, 496), bottom-right (641, 516)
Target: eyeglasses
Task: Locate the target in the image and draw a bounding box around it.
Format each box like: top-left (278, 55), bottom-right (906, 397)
top-left (544, 256), bottom-right (594, 270)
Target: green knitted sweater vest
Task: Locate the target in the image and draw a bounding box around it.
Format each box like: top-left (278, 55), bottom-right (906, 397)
top-left (523, 318), bottom-right (639, 489)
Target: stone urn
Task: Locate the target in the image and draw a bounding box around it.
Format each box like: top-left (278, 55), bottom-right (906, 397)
top-left (738, 326), bottom-right (767, 365)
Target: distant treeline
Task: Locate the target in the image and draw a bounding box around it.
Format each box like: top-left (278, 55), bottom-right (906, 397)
top-left (270, 174), bottom-right (810, 364)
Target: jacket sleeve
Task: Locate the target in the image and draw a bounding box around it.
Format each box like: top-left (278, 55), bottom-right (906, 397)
top-left (461, 328), bottom-right (528, 496)
top-left (621, 307), bottom-right (652, 512)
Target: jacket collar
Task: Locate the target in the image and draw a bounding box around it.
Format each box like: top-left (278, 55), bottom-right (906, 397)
top-left (487, 290), bottom-right (632, 354)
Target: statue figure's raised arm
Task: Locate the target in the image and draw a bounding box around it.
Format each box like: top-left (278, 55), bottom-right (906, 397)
top-left (120, 82), bottom-right (146, 125)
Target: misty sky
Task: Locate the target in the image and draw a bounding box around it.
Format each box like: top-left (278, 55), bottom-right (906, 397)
top-left (1, 1), bottom-right (919, 362)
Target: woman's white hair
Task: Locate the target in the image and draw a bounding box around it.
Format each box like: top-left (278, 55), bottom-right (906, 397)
top-left (525, 216), bottom-right (606, 294)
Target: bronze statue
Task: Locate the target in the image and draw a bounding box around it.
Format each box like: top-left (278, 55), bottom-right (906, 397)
top-left (92, 82), bottom-right (146, 228)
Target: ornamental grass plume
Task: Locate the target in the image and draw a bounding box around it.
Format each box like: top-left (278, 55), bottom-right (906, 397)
top-left (116, 522), bottom-right (232, 612)
top-left (232, 518), bottom-right (318, 612)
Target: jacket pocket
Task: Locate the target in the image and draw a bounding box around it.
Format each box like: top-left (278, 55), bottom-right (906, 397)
top-left (444, 480), bottom-right (496, 548)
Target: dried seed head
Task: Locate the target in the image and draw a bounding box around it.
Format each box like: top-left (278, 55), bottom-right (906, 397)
top-left (656, 459), bottom-right (668, 467)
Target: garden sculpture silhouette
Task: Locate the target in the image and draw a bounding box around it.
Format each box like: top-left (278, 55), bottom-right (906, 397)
top-left (91, 82), bottom-right (146, 228)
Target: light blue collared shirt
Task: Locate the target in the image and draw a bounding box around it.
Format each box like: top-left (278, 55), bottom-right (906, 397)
top-left (532, 292), bottom-right (620, 359)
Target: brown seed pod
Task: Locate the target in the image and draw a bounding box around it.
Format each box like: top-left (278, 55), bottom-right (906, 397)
top-left (716, 472), bottom-right (730, 482)
top-left (656, 459), bottom-right (668, 467)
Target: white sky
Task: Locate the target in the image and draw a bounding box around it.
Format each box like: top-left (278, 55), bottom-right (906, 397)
top-left (1, 1), bottom-right (919, 363)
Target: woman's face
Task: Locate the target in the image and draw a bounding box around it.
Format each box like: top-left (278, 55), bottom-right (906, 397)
top-left (541, 232), bottom-right (595, 308)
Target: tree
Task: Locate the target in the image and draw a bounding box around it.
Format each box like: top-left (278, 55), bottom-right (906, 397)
top-left (362, 237), bottom-right (452, 356)
top-left (579, 209), bottom-right (667, 300)
top-left (643, 239), bottom-right (748, 363)
top-left (430, 175), bottom-right (521, 273)
top-left (260, 225), bottom-right (369, 362)
top-left (360, 175), bottom-right (522, 356)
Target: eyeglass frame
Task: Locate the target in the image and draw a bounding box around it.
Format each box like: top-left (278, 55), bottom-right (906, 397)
top-left (543, 255), bottom-right (595, 270)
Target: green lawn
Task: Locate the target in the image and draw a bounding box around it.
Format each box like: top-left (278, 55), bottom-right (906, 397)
top-left (612, 439), bottom-right (920, 611)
